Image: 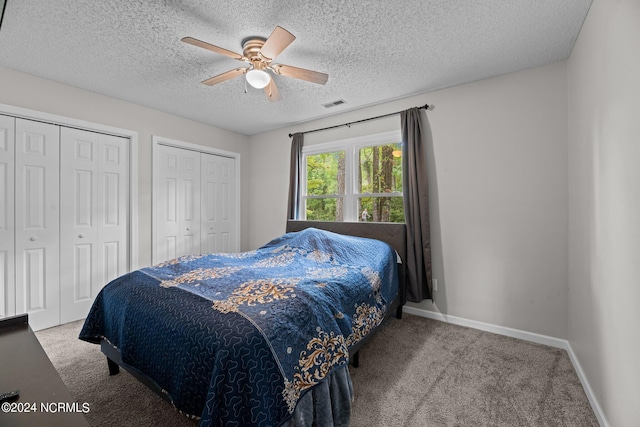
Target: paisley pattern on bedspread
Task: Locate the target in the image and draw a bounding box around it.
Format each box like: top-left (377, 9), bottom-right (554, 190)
top-left (80, 228), bottom-right (398, 427)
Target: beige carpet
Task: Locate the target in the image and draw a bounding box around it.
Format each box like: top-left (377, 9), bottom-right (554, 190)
top-left (35, 314), bottom-right (598, 427)
top-left (348, 315), bottom-right (598, 427)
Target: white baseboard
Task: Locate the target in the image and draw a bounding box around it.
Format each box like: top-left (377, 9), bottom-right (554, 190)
top-left (403, 306), bottom-right (568, 349)
top-left (564, 343), bottom-right (610, 427)
top-left (402, 306), bottom-right (610, 427)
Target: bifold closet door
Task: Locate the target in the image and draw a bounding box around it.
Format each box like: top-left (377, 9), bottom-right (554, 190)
top-left (201, 153), bottom-right (236, 254)
top-left (0, 115), bottom-right (15, 319)
top-left (154, 145), bottom-right (201, 263)
top-left (14, 119), bottom-right (60, 331)
top-left (59, 127), bottom-right (129, 324)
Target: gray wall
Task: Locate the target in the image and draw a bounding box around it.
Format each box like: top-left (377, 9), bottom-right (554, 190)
top-left (248, 61), bottom-right (569, 340)
top-left (567, 0), bottom-right (640, 425)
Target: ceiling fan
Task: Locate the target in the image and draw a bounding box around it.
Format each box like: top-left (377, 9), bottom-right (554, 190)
top-left (182, 26), bottom-right (328, 102)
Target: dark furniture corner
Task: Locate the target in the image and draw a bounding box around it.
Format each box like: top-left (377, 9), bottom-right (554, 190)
top-left (0, 315), bottom-right (89, 427)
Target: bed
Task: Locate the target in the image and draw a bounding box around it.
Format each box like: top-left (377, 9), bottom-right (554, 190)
top-left (79, 220), bottom-right (406, 426)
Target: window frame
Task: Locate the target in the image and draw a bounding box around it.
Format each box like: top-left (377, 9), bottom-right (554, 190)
top-left (300, 130), bottom-right (403, 222)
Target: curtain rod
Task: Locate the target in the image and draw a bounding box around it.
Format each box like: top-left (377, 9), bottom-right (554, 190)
top-left (288, 103), bottom-right (434, 138)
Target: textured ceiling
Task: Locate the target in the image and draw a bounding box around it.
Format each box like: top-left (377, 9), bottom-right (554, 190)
top-left (0, 0), bottom-right (591, 136)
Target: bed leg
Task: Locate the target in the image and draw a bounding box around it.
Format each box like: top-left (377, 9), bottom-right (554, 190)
top-left (351, 351), bottom-right (360, 368)
top-left (396, 305), bottom-right (403, 319)
top-left (107, 357), bottom-right (120, 376)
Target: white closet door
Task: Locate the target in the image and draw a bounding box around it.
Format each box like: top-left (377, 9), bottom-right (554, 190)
top-left (154, 145), bottom-right (201, 264)
top-left (59, 128), bottom-right (129, 323)
top-left (98, 133), bottom-right (129, 282)
top-left (0, 115), bottom-right (15, 319)
top-left (201, 153), bottom-right (237, 253)
top-left (14, 119), bottom-right (60, 331)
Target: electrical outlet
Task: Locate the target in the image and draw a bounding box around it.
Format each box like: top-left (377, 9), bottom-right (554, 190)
top-left (433, 279), bottom-right (438, 292)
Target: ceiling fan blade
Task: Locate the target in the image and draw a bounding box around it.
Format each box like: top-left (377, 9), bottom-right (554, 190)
top-left (259, 26), bottom-right (295, 61)
top-left (271, 64), bottom-right (328, 85)
top-left (201, 68), bottom-right (247, 86)
top-left (264, 77), bottom-right (282, 102)
top-left (182, 36), bottom-right (245, 61)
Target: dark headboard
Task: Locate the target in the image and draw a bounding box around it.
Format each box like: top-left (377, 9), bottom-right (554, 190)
top-left (286, 220), bottom-right (406, 262)
top-left (286, 220), bottom-right (407, 305)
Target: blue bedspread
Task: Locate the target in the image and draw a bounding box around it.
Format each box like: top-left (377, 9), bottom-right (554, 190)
top-left (79, 228), bottom-right (398, 426)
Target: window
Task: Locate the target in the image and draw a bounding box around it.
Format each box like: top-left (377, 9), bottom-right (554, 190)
top-left (301, 131), bottom-right (404, 223)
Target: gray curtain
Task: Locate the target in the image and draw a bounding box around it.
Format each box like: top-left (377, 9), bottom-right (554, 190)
top-left (287, 132), bottom-right (304, 220)
top-left (401, 108), bottom-right (433, 302)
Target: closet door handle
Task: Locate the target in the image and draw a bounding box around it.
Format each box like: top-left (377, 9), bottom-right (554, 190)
top-left (186, 227), bottom-right (190, 231)
top-left (78, 234), bottom-right (86, 239)
top-left (29, 237), bottom-right (37, 242)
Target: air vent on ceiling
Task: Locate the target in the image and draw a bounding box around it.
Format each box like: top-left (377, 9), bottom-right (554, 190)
top-left (322, 99), bottom-right (346, 108)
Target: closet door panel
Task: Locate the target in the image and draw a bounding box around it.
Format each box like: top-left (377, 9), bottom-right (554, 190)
top-left (155, 147), bottom-right (180, 263)
top-left (14, 119), bottom-right (60, 331)
top-left (60, 128), bottom-right (98, 323)
top-left (160, 175), bottom-right (179, 261)
top-left (154, 145), bottom-right (201, 264)
top-left (180, 155), bottom-right (200, 257)
top-left (60, 128), bottom-right (129, 323)
top-left (201, 154), bottom-right (218, 254)
top-left (218, 156), bottom-right (236, 252)
top-left (201, 153), bottom-right (236, 254)
top-left (0, 115), bottom-right (15, 318)
top-left (98, 134), bottom-right (129, 285)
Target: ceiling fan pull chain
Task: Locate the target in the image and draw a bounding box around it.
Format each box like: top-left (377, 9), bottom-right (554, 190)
top-left (244, 77), bottom-right (248, 94)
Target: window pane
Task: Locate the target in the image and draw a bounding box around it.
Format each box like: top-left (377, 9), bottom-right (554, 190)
top-left (306, 151), bottom-right (346, 196)
top-left (305, 197), bottom-right (344, 221)
top-left (358, 196), bottom-right (404, 223)
top-left (358, 143), bottom-right (402, 194)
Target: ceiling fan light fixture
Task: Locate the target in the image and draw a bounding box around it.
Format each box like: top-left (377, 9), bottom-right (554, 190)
top-left (182, 26), bottom-right (328, 102)
top-left (246, 69), bottom-right (270, 89)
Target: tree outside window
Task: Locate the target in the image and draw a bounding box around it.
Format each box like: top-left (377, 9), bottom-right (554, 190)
top-left (357, 143), bottom-right (403, 222)
top-left (305, 150), bottom-right (345, 221)
top-left (302, 131), bottom-right (404, 223)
